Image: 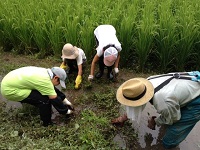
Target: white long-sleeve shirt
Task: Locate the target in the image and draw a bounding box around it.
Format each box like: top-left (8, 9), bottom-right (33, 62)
top-left (148, 74), bottom-right (200, 126)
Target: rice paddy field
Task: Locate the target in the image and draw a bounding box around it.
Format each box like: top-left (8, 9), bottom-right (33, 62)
top-left (0, 0), bottom-right (200, 71)
top-left (1, 0), bottom-right (200, 149)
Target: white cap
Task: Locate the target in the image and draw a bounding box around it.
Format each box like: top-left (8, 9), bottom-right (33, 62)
top-left (104, 47), bottom-right (118, 66)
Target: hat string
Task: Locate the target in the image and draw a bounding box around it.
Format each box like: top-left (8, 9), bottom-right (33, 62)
top-left (123, 86), bottom-right (147, 101)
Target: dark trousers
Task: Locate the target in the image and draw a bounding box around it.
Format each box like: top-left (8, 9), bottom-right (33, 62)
top-left (99, 55), bottom-right (113, 75)
top-left (65, 59), bottom-right (78, 73)
top-left (20, 88), bottom-right (68, 124)
top-left (162, 96), bottom-right (200, 148)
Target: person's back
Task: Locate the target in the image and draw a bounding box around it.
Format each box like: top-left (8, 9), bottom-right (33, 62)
top-left (1, 66), bottom-right (55, 101)
top-left (1, 66), bottom-right (74, 127)
top-left (94, 25), bottom-right (121, 54)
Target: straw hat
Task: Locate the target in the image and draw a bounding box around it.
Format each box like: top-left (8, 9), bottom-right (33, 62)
top-left (116, 78), bottom-right (154, 107)
top-left (61, 43), bottom-right (79, 59)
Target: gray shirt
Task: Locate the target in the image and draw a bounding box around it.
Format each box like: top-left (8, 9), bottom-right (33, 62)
top-left (148, 74), bottom-right (200, 126)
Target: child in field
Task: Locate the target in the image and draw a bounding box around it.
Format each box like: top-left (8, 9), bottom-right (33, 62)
top-left (88, 24), bottom-right (122, 81)
top-left (60, 43), bottom-right (86, 89)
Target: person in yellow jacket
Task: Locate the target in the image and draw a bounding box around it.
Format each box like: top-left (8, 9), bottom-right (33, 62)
top-left (60, 43), bottom-right (86, 89)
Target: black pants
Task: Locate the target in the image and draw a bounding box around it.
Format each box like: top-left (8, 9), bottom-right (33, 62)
top-left (98, 55), bottom-right (113, 75)
top-left (65, 59), bottom-right (78, 73)
top-left (20, 87), bottom-right (68, 124)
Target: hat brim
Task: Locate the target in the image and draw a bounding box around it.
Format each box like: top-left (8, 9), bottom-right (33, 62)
top-left (61, 47), bottom-right (79, 59)
top-left (104, 59), bottom-right (115, 66)
top-left (60, 80), bottom-right (66, 89)
top-left (116, 78), bottom-right (154, 107)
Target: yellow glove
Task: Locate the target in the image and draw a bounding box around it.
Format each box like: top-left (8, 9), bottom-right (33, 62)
top-left (75, 75), bottom-right (82, 89)
top-left (60, 62), bottom-right (67, 69)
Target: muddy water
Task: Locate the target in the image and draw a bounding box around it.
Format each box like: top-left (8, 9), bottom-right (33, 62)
top-left (118, 103), bottom-right (200, 150)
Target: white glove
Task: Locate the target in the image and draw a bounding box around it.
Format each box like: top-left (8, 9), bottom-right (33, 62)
top-left (63, 98), bottom-right (72, 106)
top-left (67, 109), bottom-right (73, 114)
top-left (114, 68), bottom-right (119, 74)
top-left (88, 75), bottom-right (94, 81)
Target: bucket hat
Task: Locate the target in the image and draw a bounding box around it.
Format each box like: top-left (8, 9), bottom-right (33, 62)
top-left (61, 43), bottom-right (79, 59)
top-left (116, 78), bottom-right (154, 107)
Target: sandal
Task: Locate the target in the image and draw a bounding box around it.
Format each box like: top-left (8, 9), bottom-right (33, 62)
top-left (111, 115), bottom-right (128, 127)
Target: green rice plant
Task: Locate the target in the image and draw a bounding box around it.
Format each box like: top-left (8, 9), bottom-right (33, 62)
top-left (135, 0), bottom-right (157, 72)
top-left (174, 1), bottom-right (199, 71)
top-left (31, 21), bottom-right (49, 58)
top-left (47, 18), bottom-right (64, 58)
top-left (79, 17), bottom-right (96, 59)
top-left (155, 0), bottom-right (178, 72)
top-left (62, 15), bottom-right (80, 46)
top-left (117, 0), bottom-right (139, 67)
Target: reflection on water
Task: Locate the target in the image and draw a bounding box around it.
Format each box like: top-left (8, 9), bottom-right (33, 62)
top-left (130, 103), bottom-right (200, 150)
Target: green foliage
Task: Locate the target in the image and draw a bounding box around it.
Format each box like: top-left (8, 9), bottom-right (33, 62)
top-left (0, 0), bottom-right (200, 71)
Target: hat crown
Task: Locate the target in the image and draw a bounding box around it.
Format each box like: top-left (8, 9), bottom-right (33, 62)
top-left (62, 43), bottom-right (75, 57)
top-left (122, 80), bottom-right (145, 99)
top-left (103, 47), bottom-right (118, 66)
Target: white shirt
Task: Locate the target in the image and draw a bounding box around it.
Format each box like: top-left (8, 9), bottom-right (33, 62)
top-left (148, 74), bottom-right (200, 126)
top-left (76, 48), bottom-right (86, 65)
top-left (94, 25), bottom-right (122, 57)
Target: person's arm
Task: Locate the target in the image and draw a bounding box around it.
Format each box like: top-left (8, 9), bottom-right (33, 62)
top-left (114, 52), bottom-right (120, 68)
top-left (49, 95), bottom-right (57, 99)
top-left (77, 64), bottom-right (83, 76)
top-left (153, 97), bottom-right (181, 126)
top-left (88, 55), bottom-right (99, 81)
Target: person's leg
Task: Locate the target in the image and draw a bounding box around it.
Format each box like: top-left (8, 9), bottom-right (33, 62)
top-left (107, 66), bottom-right (114, 80)
top-left (162, 96), bottom-right (200, 149)
top-left (21, 90), bottom-right (52, 126)
top-left (95, 55), bottom-right (104, 78)
top-left (54, 87), bottom-right (66, 100)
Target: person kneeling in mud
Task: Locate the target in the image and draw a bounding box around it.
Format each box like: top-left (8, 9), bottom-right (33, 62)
top-left (112, 72), bottom-right (200, 149)
top-left (1, 66), bottom-right (74, 127)
top-left (60, 43), bottom-right (86, 90)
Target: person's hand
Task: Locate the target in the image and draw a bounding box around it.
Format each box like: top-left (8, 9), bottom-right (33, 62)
top-left (63, 98), bottom-right (74, 110)
top-left (148, 116), bottom-right (156, 130)
top-left (60, 62), bottom-right (67, 69)
top-left (114, 68), bottom-right (119, 74)
top-left (75, 75), bottom-right (82, 89)
top-left (88, 75), bottom-right (94, 81)
top-left (63, 98), bottom-right (72, 106)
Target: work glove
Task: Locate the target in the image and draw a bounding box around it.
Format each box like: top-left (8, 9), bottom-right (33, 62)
top-left (67, 109), bottom-right (73, 114)
top-left (60, 62), bottom-right (68, 70)
top-left (63, 98), bottom-right (74, 110)
top-left (75, 75), bottom-right (82, 89)
top-left (88, 75), bottom-right (94, 81)
top-left (114, 68), bottom-right (119, 74)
